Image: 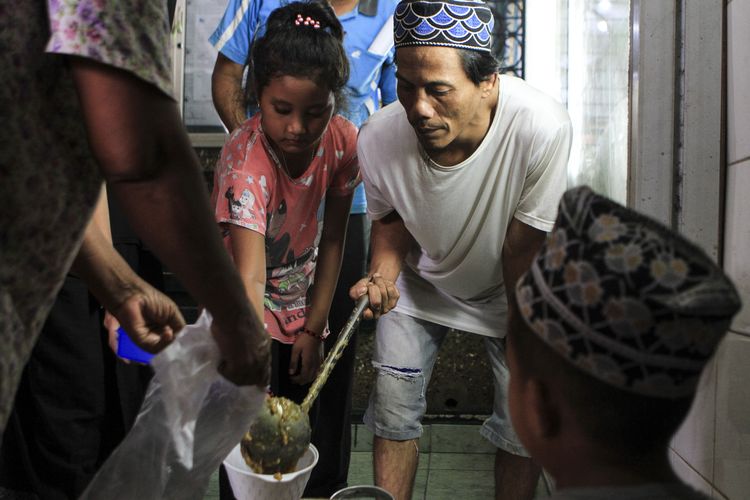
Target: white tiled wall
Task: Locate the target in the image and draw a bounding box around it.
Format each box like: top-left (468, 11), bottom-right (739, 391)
top-left (670, 354), bottom-right (717, 483)
top-left (726, 0), bottom-right (750, 335)
top-left (724, 163), bottom-right (750, 334)
top-left (714, 334), bottom-right (750, 499)
top-left (671, 1), bottom-right (750, 499)
top-left (727, 0), bottom-right (750, 165)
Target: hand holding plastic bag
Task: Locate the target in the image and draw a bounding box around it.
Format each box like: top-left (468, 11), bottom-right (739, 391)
top-left (80, 311), bottom-right (266, 500)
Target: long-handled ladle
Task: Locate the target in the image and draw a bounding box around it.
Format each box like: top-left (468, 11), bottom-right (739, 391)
top-left (240, 295), bottom-right (370, 475)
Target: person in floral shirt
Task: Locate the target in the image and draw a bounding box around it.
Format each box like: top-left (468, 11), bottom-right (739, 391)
top-left (0, 3), bottom-right (270, 495)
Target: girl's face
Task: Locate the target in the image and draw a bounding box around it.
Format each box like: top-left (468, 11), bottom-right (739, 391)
top-left (258, 75), bottom-right (335, 157)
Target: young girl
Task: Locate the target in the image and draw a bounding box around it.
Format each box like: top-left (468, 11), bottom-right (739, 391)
top-left (211, 0), bottom-right (358, 411)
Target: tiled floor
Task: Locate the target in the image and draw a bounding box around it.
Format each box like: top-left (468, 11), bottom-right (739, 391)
top-left (207, 423), bottom-right (551, 499)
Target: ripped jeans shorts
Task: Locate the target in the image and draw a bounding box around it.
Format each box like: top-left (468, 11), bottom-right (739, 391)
top-left (362, 310), bottom-right (528, 457)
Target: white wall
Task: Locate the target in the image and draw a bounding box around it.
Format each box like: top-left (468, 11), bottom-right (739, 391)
top-left (669, 1), bottom-right (750, 498)
top-left (717, 0), bottom-right (750, 497)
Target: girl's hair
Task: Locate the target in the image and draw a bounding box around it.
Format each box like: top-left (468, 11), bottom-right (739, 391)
top-left (251, 1), bottom-right (350, 110)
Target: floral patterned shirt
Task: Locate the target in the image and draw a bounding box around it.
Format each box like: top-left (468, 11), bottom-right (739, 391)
top-left (0, 0), bottom-right (173, 435)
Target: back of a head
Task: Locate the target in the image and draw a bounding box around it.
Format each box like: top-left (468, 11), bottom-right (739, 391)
top-left (508, 300), bottom-right (693, 456)
top-left (251, 1), bottom-right (349, 106)
top-left (512, 185), bottom-right (742, 456)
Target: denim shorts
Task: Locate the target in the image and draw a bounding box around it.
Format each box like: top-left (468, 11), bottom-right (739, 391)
top-left (363, 310), bottom-right (528, 457)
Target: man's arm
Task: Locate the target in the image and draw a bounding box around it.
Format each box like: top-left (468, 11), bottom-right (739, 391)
top-left (211, 53), bottom-right (248, 132)
top-left (350, 210), bottom-right (414, 319)
top-left (502, 217), bottom-right (547, 301)
top-left (70, 57), bottom-right (269, 387)
top-left (72, 197), bottom-right (185, 354)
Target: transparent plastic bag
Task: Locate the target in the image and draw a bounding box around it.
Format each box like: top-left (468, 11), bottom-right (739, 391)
top-left (80, 311), bottom-right (266, 500)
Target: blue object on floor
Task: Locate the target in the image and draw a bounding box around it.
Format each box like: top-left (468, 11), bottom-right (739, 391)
top-left (117, 327), bottom-right (155, 364)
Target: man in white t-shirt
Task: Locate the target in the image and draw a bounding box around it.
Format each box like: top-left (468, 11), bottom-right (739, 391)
top-left (348, 0), bottom-right (572, 498)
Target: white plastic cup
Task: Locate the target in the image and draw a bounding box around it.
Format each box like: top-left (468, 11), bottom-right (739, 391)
top-left (223, 443), bottom-right (318, 500)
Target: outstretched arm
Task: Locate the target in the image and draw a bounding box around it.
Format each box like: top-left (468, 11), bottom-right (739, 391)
top-left (349, 210), bottom-right (414, 320)
top-left (72, 192), bottom-right (185, 354)
top-left (211, 53), bottom-right (247, 132)
top-left (70, 57), bottom-right (269, 387)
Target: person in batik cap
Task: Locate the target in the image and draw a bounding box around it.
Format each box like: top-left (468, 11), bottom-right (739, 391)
top-left (348, 0), bottom-right (573, 498)
top-left (506, 185), bottom-right (742, 500)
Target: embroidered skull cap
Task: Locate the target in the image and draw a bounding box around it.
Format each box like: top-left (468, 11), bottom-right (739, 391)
top-left (394, 0), bottom-right (495, 53)
top-left (515, 186), bottom-right (741, 399)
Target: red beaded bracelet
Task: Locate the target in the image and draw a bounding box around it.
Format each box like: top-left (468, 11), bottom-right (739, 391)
top-left (300, 327), bottom-right (329, 341)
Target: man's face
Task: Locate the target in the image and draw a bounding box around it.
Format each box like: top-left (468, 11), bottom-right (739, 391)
top-left (395, 46), bottom-right (492, 159)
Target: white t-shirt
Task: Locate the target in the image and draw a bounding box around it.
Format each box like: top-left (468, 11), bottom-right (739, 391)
top-left (358, 75), bottom-right (572, 337)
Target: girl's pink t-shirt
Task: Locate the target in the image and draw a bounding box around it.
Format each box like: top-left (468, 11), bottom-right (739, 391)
top-left (211, 114), bottom-right (360, 344)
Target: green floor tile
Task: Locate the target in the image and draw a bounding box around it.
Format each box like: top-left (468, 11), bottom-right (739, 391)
top-left (347, 451), bottom-right (374, 485)
top-left (352, 424), bottom-right (374, 452)
top-left (428, 452), bottom-right (494, 471)
top-left (204, 470), bottom-right (220, 499)
top-left (425, 469), bottom-right (494, 500)
top-left (411, 467), bottom-right (429, 500)
top-left (429, 423), bottom-right (496, 454)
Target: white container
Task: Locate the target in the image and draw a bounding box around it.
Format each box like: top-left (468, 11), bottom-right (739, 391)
top-left (223, 443), bottom-right (318, 500)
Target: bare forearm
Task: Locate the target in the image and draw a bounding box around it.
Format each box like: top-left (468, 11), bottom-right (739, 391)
top-left (502, 218), bottom-right (547, 300)
top-left (229, 225), bottom-right (268, 322)
top-left (91, 184), bottom-right (112, 244)
top-left (367, 211), bottom-right (414, 282)
top-left (306, 198), bottom-right (351, 333)
top-left (211, 54), bottom-right (247, 132)
top-left (72, 208), bottom-right (141, 311)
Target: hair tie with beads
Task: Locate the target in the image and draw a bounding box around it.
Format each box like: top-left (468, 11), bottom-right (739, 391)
top-left (295, 13), bottom-right (321, 29)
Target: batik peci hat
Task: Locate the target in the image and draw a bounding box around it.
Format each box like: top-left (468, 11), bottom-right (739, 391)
top-left (394, 0), bottom-right (495, 53)
top-left (515, 186), bottom-right (741, 399)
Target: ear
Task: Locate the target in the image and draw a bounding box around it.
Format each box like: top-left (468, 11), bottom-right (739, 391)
top-left (525, 377), bottom-right (560, 440)
top-left (480, 73), bottom-right (498, 98)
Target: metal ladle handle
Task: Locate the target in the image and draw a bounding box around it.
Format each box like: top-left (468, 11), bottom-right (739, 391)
top-left (301, 294), bottom-right (370, 413)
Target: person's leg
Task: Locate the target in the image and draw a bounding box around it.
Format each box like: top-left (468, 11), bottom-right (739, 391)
top-left (373, 436), bottom-right (420, 500)
top-left (306, 214), bottom-right (369, 497)
top-left (494, 450), bottom-right (541, 500)
top-left (480, 337), bottom-right (540, 500)
top-left (363, 311), bottom-right (447, 500)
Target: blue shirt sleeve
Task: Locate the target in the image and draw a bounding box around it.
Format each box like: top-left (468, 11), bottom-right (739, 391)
top-left (209, 0), bottom-right (262, 65)
top-left (379, 47), bottom-right (397, 106)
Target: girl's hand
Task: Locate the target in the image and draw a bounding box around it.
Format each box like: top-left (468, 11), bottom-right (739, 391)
top-left (289, 331), bottom-right (324, 385)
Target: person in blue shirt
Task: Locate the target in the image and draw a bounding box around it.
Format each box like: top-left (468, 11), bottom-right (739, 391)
top-left (209, 0), bottom-right (397, 497)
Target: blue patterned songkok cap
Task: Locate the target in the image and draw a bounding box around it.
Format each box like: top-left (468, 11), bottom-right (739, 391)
top-left (394, 0), bottom-right (494, 52)
top-left (516, 186), bottom-right (741, 399)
